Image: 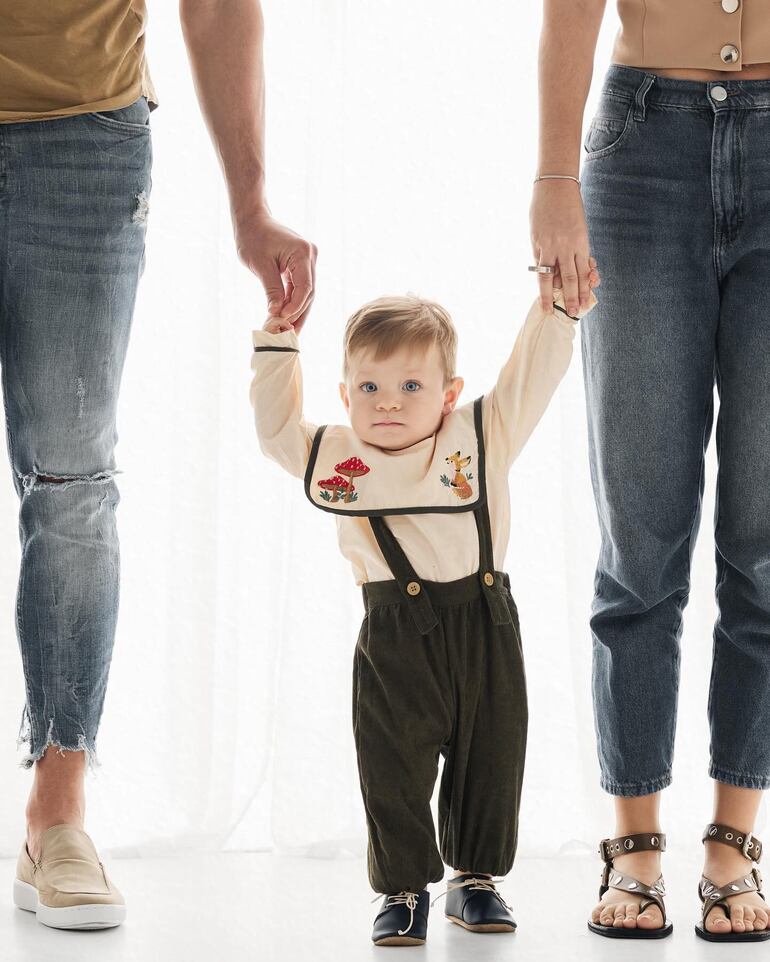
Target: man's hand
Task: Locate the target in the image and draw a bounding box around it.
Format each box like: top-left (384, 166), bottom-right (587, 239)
top-left (235, 207), bottom-right (318, 335)
top-left (179, 0), bottom-right (319, 334)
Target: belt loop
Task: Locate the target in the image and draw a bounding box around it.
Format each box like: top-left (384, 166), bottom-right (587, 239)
top-left (633, 73), bottom-right (656, 122)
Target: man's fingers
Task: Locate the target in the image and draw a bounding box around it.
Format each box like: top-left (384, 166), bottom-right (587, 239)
top-left (291, 248), bottom-right (317, 335)
top-left (278, 250), bottom-right (315, 319)
top-left (290, 293), bottom-right (315, 336)
top-left (263, 265), bottom-right (287, 317)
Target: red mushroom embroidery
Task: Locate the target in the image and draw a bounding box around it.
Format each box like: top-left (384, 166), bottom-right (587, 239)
top-left (334, 456), bottom-right (370, 503)
top-left (318, 475), bottom-right (351, 503)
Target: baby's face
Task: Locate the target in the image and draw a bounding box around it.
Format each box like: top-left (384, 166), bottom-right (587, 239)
top-left (339, 343), bottom-right (464, 450)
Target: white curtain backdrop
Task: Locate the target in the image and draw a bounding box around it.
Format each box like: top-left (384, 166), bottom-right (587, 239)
top-left (0, 0), bottom-right (761, 861)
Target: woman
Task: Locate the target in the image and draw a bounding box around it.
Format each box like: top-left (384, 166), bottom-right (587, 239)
top-left (530, 0), bottom-right (770, 943)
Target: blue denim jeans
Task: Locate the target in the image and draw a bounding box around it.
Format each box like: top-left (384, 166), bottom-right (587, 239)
top-left (0, 95), bottom-right (151, 769)
top-left (581, 64), bottom-right (770, 797)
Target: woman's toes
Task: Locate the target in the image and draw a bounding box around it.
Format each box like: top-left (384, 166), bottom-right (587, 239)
top-left (623, 904), bottom-right (639, 928)
top-left (706, 907), bottom-right (731, 932)
top-left (612, 904), bottom-right (626, 927)
top-left (742, 907), bottom-right (756, 932)
top-left (636, 905), bottom-right (661, 929)
top-left (754, 910), bottom-right (769, 930)
top-left (599, 905), bottom-right (616, 927)
top-left (731, 905), bottom-right (746, 932)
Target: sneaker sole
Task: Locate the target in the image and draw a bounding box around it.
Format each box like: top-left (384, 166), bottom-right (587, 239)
top-left (446, 914), bottom-right (516, 933)
top-left (373, 935), bottom-right (426, 946)
top-left (14, 879), bottom-right (125, 930)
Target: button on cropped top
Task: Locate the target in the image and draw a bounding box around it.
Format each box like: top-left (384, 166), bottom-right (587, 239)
top-left (611, 0), bottom-right (770, 71)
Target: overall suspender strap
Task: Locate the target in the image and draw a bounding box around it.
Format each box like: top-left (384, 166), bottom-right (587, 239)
top-left (473, 496), bottom-right (513, 627)
top-left (368, 515), bottom-right (440, 635)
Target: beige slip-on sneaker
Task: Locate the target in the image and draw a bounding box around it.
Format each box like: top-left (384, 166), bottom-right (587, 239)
top-left (14, 823), bottom-right (126, 929)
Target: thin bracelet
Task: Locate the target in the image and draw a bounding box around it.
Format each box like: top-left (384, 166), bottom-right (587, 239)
top-left (534, 174), bottom-right (581, 185)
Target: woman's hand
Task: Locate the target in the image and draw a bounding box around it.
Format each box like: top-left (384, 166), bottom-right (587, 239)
top-left (529, 179), bottom-right (600, 314)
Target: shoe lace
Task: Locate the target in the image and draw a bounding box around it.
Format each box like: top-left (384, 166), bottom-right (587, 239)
top-left (430, 874), bottom-right (512, 910)
top-left (370, 890), bottom-right (421, 936)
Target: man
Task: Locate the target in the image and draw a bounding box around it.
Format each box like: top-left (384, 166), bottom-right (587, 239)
top-left (0, 0), bottom-right (316, 929)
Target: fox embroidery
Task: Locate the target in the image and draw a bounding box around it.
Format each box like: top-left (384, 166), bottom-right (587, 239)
top-left (443, 451), bottom-right (473, 500)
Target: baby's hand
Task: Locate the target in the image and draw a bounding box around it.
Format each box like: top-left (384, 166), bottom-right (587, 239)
top-left (263, 315), bottom-right (297, 334)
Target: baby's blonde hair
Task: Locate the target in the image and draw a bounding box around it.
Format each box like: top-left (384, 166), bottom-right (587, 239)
top-left (342, 294), bottom-right (458, 384)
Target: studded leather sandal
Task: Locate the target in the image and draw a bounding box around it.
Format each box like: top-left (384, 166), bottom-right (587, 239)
top-left (587, 831), bottom-right (673, 939)
top-left (696, 822), bottom-right (770, 942)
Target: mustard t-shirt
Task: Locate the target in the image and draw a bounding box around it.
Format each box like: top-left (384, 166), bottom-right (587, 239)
top-left (0, 0), bottom-right (159, 123)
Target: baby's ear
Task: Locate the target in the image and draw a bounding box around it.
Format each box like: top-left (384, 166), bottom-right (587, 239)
top-left (339, 382), bottom-right (349, 410)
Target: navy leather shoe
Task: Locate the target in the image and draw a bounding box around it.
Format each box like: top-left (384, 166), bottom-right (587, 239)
top-left (371, 889), bottom-right (430, 946)
top-left (436, 873), bottom-right (517, 933)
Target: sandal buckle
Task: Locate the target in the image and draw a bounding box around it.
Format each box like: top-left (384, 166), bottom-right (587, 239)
top-left (743, 833), bottom-right (755, 860)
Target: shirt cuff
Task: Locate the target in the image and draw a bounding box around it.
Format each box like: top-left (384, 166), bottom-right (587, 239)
top-left (251, 327), bottom-right (300, 352)
top-left (551, 286), bottom-right (598, 321)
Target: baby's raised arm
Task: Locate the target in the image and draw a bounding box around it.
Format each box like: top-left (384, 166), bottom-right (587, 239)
top-left (482, 287), bottom-right (598, 469)
top-left (249, 320), bottom-right (318, 479)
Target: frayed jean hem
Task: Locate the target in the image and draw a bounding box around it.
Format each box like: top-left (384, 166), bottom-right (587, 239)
top-left (17, 717), bottom-right (100, 774)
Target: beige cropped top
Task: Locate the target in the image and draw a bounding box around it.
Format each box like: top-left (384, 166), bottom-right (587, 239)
top-left (612, 0), bottom-right (770, 71)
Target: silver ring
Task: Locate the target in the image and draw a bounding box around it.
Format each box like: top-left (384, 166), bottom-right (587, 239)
top-left (528, 265), bottom-right (556, 274)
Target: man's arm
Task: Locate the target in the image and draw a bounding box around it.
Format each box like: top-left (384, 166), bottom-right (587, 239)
top-left (179, 0), bottom-right (318, 331)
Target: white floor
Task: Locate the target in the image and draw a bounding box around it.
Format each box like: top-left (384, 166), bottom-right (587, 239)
top-left (1, 851), bottom-right (767, 962)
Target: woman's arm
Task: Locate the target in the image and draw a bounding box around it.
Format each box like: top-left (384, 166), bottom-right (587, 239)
top-left (530, 0), bottom-right (605, 316)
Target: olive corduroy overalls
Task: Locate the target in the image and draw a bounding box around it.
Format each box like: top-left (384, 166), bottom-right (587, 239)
top-left (352, 402), bottom-right (528, 896)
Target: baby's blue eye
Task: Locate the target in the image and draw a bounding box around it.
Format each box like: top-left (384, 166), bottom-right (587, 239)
top-left (360, 382), bottom-right (377, 393)
top-left (403, 381), bottom-right (421, 392)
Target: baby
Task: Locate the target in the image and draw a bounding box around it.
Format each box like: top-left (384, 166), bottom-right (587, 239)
top-left (249, 282), bottom-right (597, 946)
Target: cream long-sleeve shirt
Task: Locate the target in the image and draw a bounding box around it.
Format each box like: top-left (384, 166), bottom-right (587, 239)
top-left (249, 289), bottom-right (597, 586)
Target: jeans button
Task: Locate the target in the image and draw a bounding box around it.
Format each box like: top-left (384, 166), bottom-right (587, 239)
top-left (711, 85), bottom-right (728, 102)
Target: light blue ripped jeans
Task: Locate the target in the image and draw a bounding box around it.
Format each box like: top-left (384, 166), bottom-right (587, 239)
top-left (0, 95), bottom-right (152, 769)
